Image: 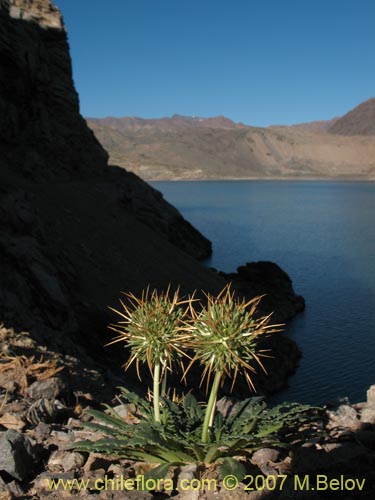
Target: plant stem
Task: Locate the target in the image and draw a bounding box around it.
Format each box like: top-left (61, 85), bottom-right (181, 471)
top-left (201, 371), bottom-right (222, 443)
top-left (153, 361), bottom-right (161, 422)
top-left (208, 394), bottom-right (217, 428)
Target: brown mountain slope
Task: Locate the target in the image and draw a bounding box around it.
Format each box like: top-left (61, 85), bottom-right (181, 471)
top-left (328, 97), bottom-right (375, 136)
top-left (285, 118), bottom-right (339, 134)
top-left (87, 114), bottom-right (375, 180)
top-left (88, 114), bottom-right (246, 133)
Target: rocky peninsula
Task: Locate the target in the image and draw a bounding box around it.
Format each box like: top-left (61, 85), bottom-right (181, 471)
top-left (0, 0), bottom-right (301, 401)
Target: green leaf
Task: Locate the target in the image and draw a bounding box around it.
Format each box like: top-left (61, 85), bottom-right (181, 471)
top-left (183, 393), bottom-right (203, 421)
top-left (255, 422), bottom-right (283, 437)
top-left (186, 443), bottom-right (206, 462)
top-left (87, 409), bottom-right (130, 431)
top-left (81, 421), bottom-right (129, 437)
top-left (222, 438), bottom-right (251, 455)
top-left (217, 457), bottom-right (246, 481)
top-left (227, 398), bottom-right (265, 431)
top-left (144, 462), bottom-right (181, 482)
top-left (240, 417), bottom-right (258, 435)
top-left (204, 444), bottom-right (223, 463)
top-left (117, 386), bottom-right (154, 417)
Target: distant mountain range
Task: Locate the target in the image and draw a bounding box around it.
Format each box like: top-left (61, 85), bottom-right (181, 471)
top-left (87, 97), bottom-right (375, 180)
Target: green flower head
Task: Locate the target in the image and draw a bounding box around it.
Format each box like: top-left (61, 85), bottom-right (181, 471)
top-left (107, 286), bottom-right (192, 380)
top-left (185, 284), bottom-right (283, 392)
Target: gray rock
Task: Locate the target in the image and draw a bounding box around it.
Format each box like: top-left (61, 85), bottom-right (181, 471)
top-left (47, 450), bottom-right (67, 469)
top-left (327, 404), bottom-right (360, 430)
top-left (0, 430), bottom-right (40, 481)
top-left (216, 396), bottom-right (237, 418)
top-left (259, 464), bottom-right (278, 476)
top-left (107, 463), bottom-right (125, 476)
top-left (60, 452), bottom-right (87, 472)
top-left (48, 450), bottom-right (86, 471)
top-left (50, 430), bottom-right (76, 442)
top-left (2, 480), bottom-right (24, 497)
top-left (251, 448), bottom-right (280, 467)
top-left (112, 404), bottom-right (133, 419)
top-left (26, 377), bottom-right (65, 400)
top-left (221, 261), bottom-right (305, 322)
top-left (84, 454), bottom-right (113, 472)
top-left (360, 403), bottom-right (375, 424)
top-left (34, 422), bottom-right (52, 440)
top-left (33, 471), bottom-right (75, 491)
top-left (367, 385), bottom-right (375, 404)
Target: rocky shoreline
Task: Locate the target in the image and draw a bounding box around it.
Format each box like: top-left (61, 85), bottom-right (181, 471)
top-left (1, 326), bottom-right (375, 500)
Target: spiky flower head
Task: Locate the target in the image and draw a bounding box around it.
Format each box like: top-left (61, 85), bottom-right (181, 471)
top-left (185, 284), bottom-right (283, 392)
top-left (107, 286), bottom-right (192, 380)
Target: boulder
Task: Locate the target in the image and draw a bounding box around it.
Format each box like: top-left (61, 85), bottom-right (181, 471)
top-left (26, 377), bottom-right (65, 400)
top-left (0, 430), bottom-right (41, 481)
top-left (367, 385), bottom-right (375, 404)
top-left (251, 448), bottom-right (280, 467)
top-left (220, 261), bottom-right (305, 322)
top-left (327, 404), bottom-right (360, 430)
top-left (360, 404), bottom-right (375, 425)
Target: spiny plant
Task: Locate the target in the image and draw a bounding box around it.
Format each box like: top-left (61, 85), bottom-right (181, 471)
top-left (74, 387), bottom-right (321, 482)
top-left (107, 285), bottom-right (191, 422)
top-left (184, 284), bottom-right (283, 443)
top-left (73, 284), bottom-right (322, 485)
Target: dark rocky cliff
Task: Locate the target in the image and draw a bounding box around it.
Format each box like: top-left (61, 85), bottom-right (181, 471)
top-left (0, 0), bottom-right (108, 180)
top-left (0, 0), bottom-right (304, 398)
top-left (0, 0), bottom-right (215, 345)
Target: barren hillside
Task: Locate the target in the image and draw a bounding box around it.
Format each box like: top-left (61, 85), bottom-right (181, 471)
top-left (87, 109), bottom-right (375, 180)
top-left (328, 97), bottom-right (375, 136)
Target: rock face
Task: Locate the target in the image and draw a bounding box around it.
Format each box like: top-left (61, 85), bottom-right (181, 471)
top-left (0, 0), bottom-right (304, 398)
top-left (0, 0), bottom-right (108, 180)
top-left (0, 0), bottom-right (216, 341)
top-left (220, 261), bottom-right (305, 323)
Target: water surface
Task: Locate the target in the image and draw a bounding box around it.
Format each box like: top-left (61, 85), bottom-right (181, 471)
top-left (151, 180), bottom-right (375, 405)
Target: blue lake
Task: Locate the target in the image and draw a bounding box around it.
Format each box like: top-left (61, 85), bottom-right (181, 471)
top-left (151, 180), bottom-right (375, 405)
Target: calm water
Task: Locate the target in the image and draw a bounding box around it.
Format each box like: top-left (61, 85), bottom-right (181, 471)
top-left (151, 181), bottom-right (375, 405)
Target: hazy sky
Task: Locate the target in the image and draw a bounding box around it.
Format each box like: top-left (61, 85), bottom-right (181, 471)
top-left (54, 0), bottom-right (375, 127)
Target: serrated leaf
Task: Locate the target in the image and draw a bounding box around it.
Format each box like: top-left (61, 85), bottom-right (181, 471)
top-left (187, 443), bottom-right (206, 462)
top-left (217, 457), bottom-right (246, 481)
top-left (240, 417), bottom-right (258, 435)
top-left (81, 421), bottom-right (129, 437)
top-left (204, 444), bottom-right (222, 463)
top-left (87, 409), bottom-right (130, 431)
top-left (143, 462), bottom-right (181, 483)
top-left (183, 393), bottom-right (203, 421)
top-left (255, 422), bottom-right (283, 437)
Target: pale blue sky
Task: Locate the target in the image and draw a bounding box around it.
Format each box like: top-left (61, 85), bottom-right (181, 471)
top-left (54, 0), bottom-right (375, 126)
